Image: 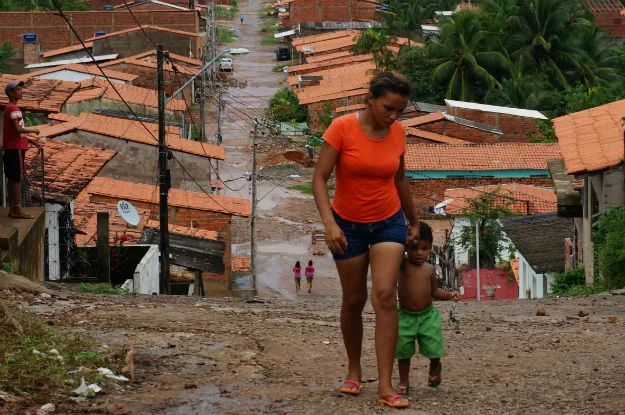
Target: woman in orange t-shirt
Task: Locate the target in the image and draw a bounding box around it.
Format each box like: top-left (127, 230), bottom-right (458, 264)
top-left (312, 71), bottom-right (420, 408)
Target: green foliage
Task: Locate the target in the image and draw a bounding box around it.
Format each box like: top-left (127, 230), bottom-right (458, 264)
top-left (0, 301), bottom-right (113, 400)
top-left (593, 206), bottom-right (625, 289)
top-left (351, 28), bottom-right (395, 69)
top-left (456, 188), bottom-right (516, 268)
top-left (288, 182), bottom-right (334, 197)
top-left (385, 0), bottom-right (434, 43)
top-left (269, 88), bottom-right (308, 123)
top-left (0, 40), bottom-right (14, 73)
top-left (393, 46), bottom-right (445, 104)
top-left (77, 283), bottom-right (132, 295)
top-left (272, 64), bottom-right (288, 72)
top-left (527, 119), bottom-right (557, 143)
top-left (216, 27), bottom-right (236, 44)
top-left (316, 101), bottom-right (334, 129)
top-left (0, 0), bottom-right (87, 10)
top-left (214, 5), bottom-right (235, 19)
top-left (549, 267), bottom-right (585, 295)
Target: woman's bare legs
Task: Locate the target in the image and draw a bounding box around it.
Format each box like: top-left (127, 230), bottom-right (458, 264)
top-left (370, 242), bottom-right (406, 402)
top-left (335, 252), bottom-right (369, 392)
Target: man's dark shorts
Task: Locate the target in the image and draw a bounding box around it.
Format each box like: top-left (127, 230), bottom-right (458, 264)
top-left (331, 208), bottom-right (406, 260)
top-left (3, 150), bottom-right (26, 182)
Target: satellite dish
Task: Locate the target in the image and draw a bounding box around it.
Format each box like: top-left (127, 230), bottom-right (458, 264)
top-left (434, 198), bottom-right (454, 209)
top-left (117, 200), bottom-right (140, 226)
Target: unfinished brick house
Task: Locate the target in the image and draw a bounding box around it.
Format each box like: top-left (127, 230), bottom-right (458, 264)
top-left (279, 0), bottom-right (379, 27)
top-left (404, 143), bottom-right (562, 212)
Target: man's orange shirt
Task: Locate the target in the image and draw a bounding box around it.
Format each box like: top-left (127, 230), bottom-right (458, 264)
top-left (324, 113), bottom-right (406, 223)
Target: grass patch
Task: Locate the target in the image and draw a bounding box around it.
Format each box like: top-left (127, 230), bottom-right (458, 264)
top-left (272, 64), bottom-right (287, 72)
top-left (77, 283), bottom-right (131, 295)
top-left (261, 33), bottom-right (279, 45)
top-left (548, 268), bottom-right (611, 297)
top-left (217, 26), bottom-right (236, 43)
top-left (288, 183), bottom-right (334, 196)
top-left (0, 297), bottom-right (118, 402)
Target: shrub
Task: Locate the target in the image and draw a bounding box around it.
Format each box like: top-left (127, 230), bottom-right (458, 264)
top-left (549, 268), bottom-right (585, 295)
top-left (594, 206), bottom-right (625, 289)
top-left (269, 88), bottom-right (308, 123)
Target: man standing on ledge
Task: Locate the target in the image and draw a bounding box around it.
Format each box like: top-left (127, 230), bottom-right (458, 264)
top-left (3, 81), bottom-right (39, 219)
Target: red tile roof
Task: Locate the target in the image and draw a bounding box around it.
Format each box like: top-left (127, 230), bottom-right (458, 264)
top-left (0, 75), bottom-right (79, 113)
top-left (405, 128), bottom-right (472, 145)
top-left (291, 30), bottom-right (359, 47)
top-left (298, 88), bottom-right (368, 105)
top-left (401, 112), bottom-right (446, 127)
top-left (27, 63), bottom-right (138, 82)
top-left (287, 54), bottom-right (372, 74)
top-left (44, 113), bottom-right (225, 160)
top-left (443, 183), bottom-right (557, 215)
top-left (68, 78), bottom-right (186, 111)
top-left (40, 42), bottom-right (94, 59)
top-left (334, 103), bottom-right (366, 114)
top-left (145, 220), bottom-right (219, 240)
top-left (24, 138), bottom-right (116, 198)
top-left (99, 50), bottom-right (202, 75)
top-left (552, 99), bottom-right (625, 175)
top-left (288, 60), bottom-right (376, 87)
top-left (305, 51), bottom-right (353, 63)
top-left (85, 25), bottom-right (201, 42)
top-left (73, 189), bottom-right (151, 247)
top-left (405, 143), bottom-right (561, 171)
top-left (85, 177), bottom-right (251, 217)
top-left (295, 61), bottom-right (375, 104)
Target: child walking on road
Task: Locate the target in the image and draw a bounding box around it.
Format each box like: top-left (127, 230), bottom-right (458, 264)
top-left (395, 222), bottom-right (459, 393)
top-left (305, 260), bottom-right (314, 293)
top-left (293, 261), bottom-right (302, 294)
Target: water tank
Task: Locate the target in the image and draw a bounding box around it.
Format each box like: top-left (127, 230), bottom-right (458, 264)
top-left (94, 31), bottom-right (107, 37)
top-left (103, 5), bottom-right (114, 10)
top-left (23, 33), bottom-right (37, 43)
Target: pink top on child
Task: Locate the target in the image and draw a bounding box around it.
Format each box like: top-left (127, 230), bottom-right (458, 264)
top-left (293, 266), bottom-right (302, 277)
top-left (305, 265), bottom-right (314, 277)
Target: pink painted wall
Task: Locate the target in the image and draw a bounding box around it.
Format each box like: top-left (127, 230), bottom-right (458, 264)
top-left (460, 269), bottom-right (518, 301)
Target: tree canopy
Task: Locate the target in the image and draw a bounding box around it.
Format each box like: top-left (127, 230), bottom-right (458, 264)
top-left (0, 0), bottom-right (87, 11)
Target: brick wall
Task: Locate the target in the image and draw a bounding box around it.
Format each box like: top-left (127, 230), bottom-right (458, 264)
top-left (290, 0), bottom-right (376, 24)
top-left (594, 13), bottom-right (625, 40)
top-left (445, 104), bottom-right (539, 142)
top-left (415, 120), bottom-right (500, 144)
top-left (408, 177), bottom-right (554, 212)
top-left (308, 93), bottom-right (367, 132)
top-left (93, 29), bottom-right (201, 58)
top-left (85, 0), bottom-right (193, 9)
top-left (0, 10), bottom-right (199, 52)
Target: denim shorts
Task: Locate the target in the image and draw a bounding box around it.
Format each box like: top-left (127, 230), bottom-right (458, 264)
top-left (331, 209), bottom-right (407, 260)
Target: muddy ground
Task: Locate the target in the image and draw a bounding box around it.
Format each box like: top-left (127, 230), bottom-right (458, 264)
top-left (2, 1), bottom-right (625, 414)
top-left (5, 285), bottom-right (625, 415)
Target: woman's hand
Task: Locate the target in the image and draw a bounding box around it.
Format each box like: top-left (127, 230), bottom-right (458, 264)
top-left (325, 221), bottom-right (348, 255)
top-left (407, 223), bottom-right (420, 248)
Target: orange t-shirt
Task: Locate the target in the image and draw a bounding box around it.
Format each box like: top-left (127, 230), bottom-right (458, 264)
top-left (323, 113), bottom-right (406, 223)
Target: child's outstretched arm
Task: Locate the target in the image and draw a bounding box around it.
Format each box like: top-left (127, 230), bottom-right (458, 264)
top-left (430, 268), bottom-right (460, 301)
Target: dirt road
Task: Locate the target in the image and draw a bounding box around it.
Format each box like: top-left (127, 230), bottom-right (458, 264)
top-left (10, 286), bottom-right (625, 415)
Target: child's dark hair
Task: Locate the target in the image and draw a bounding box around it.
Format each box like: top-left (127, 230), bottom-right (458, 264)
top-left (308, 260), bottom-right (313, 266)
top-left (295, 261), bottom-right (300, 268)
top-left (419, 222), bottom-right (433, 244)
top-left (368, 71), bottom-right (411, 99)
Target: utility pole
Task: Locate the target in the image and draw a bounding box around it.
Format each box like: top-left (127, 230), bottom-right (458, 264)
top-left (215, 88), bottom-right (223, 195)
top-left (157, 45), bottom-right (170, 295)
top-left (250, 120), bottom-right (258, 291)
top-left (475, 221), bottom-right (480, 302)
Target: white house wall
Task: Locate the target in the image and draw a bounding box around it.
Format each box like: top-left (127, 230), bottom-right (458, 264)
top-left (133, 245), bottom-right (160, 295)
top-left (45, 203), bottom-right (64, 281)
top-left (452, 217), bottom-right (514, 268)
top-left (516, 251), bottom-right (553, 299)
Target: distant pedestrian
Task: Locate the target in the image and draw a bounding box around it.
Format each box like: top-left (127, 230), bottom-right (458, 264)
top-left (305, 260), bottom-right (315, 293)
top-left (239, 14), bottom-right (244, 23)
top-left (293, 261), bottom-right (302, 294)
top-left (3, 81), bottom-right (39, 219)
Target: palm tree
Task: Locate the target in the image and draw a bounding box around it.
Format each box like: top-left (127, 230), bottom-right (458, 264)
top-left (574, 26), bottom-right (623, 87)
top-left (351, 29), bottom-right (395, 70)
top-left (427, 10), bottom-right (511, 101)
top-left (507, 0), bottom-right (592, 89)
top-left (0, 41), bottom-right (14, 73)
top-left (385, 0), bottom-right (434, 45)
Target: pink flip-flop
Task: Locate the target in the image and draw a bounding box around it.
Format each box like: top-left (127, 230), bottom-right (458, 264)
top-left (338, 379), bottom-right (362, 395)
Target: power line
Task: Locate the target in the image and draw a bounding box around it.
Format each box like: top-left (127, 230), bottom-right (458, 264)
top-left (50, 0), bottom-right (239, 215)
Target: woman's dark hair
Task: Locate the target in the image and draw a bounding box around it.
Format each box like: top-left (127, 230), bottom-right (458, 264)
top-left (308, 260), bottom-right (313, 266)
top-left (295, 261), bottom-right (301, 268)
top-left (368, 71), bottom-right (411, 99)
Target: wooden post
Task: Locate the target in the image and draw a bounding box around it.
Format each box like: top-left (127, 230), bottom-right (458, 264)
top-left (96, 211), bottom-right (110, 283)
